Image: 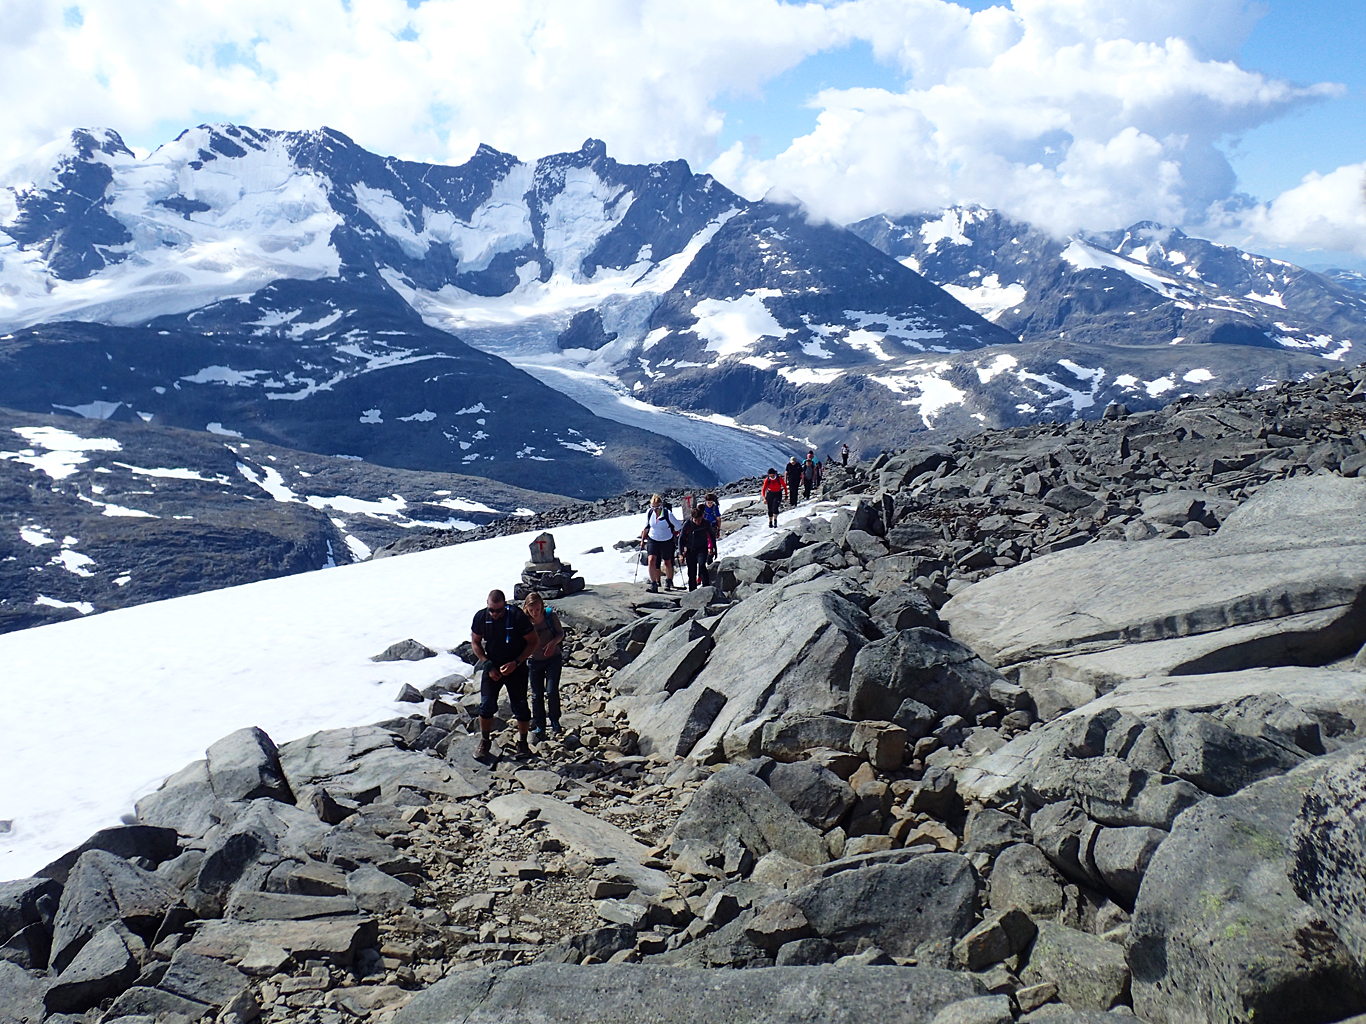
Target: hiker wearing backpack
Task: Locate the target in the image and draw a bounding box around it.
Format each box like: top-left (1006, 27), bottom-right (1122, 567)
top-left (841, 443), bottom-right (850, 467)
top-left (702, 492), bottom-right (721, 543)
top-left (640, 493), bottom-right (683, 593)
top-left (760, 468), bottom-right (784, 528)
top-left (470, 589), bottom-right (539, 761)
top-left (522, 591), bottom-right (564, 742)
top-left (785, 456), bottom-right (802, 506)
top-left (802, 451), bottom-right (818, 499)
top-left (679, 504), bottom-right (716, 591)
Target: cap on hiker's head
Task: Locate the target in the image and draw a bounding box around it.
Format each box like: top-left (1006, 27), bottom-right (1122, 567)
top-left (767, 468), bottom-right (777, 475)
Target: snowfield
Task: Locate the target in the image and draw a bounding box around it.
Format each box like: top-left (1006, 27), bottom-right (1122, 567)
top-left (0, 498), bottom-right (823, 880)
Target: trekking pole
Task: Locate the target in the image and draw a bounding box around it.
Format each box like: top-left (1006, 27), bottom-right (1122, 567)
top-left (633, 535), bottom-right (644, 583)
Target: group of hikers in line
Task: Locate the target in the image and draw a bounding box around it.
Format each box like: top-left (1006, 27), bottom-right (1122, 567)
top-left (468, 442), bottom-right (853, 760)
top-left (761, 444), bottom-right (849, 528)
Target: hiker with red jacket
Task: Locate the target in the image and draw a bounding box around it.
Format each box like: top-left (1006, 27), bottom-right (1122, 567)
top-left (760, 467), bottom-right (784, 528)
top-left (640, 493), bottom-right (683, 593)
top-left (679, 504), bottom-right (716, 591)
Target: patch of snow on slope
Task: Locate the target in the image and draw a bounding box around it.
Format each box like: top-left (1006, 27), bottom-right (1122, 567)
top-left (19, 527), bottom-right (54, 546)
top-left (691, 289), bottom-right (790, 357)
top-left (870, 364), bottom-right (965, 428)
top-left (114, 462), bottom-right (229, 483)
top-left (52, 400), bottom-right (124, 420)
top-left (976, 353), bottom-right (1018, 383)
top-left (779, 367), bottom-right (844, 386)
top-left (943, 275), bottom-right (1027, 322)
top-left (1061, 240), bottom-right (1187, 301)
top-left (1146, 375), bottom-right (1176, 397)
top-left (0, 128), bottom-right (342, 332)
top-left (919, 209), bottom-right (975, 253)
top-left (0, 426), bottom-right (121, 480)
top-left (206, 422), bottom-right (243, 437)
top-left (1245, 290), bottom-right (1286, 308)
top-left (181, 366), bottom-right (269, 386)
top-left (33, 594), bottom-right (94, 616)
top-left (50, 549), bottom-right (96, 577)
top-left (1183, 368), bottom-right (1214, 383)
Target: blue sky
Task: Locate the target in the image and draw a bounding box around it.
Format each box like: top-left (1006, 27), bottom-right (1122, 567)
top-left (718, 0), bottom-right (1365, 245)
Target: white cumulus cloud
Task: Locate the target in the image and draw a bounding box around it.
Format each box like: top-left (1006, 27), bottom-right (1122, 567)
top-left (0, 0), bottom-right (1358, 255)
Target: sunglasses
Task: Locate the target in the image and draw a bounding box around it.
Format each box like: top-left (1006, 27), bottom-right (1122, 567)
top-left (487, 604), bottom-right (507, 616)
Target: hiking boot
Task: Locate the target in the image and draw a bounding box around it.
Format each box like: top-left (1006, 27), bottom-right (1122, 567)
top-left (663, 578), bottom-right (675, 591)
top-left (647, 581), bottom-right (659, 593)
top-left (549, 719), bottom-right (562, 734)
top-left (516, 737), bottom-right (532, 759)
top-left (475, 735), bottom-right (491, 761)
top-left (531, 727), bottom-right (547, 744)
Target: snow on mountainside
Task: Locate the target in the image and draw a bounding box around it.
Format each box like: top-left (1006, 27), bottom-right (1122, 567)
top-left (850, 207), bottom-right (1366, 361)
top-left (0, 405), bottom-right (572, 633)
top-left (0, 126), bottom-right (1010, 473)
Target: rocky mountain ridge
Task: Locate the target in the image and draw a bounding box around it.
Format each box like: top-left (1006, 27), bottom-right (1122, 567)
top-left (2, 364), bottom-right (1365, 1023)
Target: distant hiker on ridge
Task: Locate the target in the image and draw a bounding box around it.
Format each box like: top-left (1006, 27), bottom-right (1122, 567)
top-left (471, 589), bottom-right (538, 761)
top-left (679, 504), bottom-right (716, 591)
top-left (761, 467), bottom-right (784, 528)
top-left (641, 493), bottom-right (683, 593)
top-left (786, 456), bottom-right (802, 507)
top-left (802, 450), bottom-right (818, 499)
top-left (522, 591), bottom-right (564, 742)
top-left (841, 443), bottom-right (850, 467)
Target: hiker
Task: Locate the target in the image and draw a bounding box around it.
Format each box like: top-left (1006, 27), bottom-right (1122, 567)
top-left (640, 493), bottom-right (683, 592)
top-left (679, 504), bottom-right (716, 591)
top-left (522, 591), bottom-right (564, 741)
top-left (802, 450), bottom-right (818, 499)
top-left (470, 589), bottom-right (538, 760)
top-left (761, 467), bottom-right (784, 528)
top-left (702, 491), bottom-right (722, 544)
top-left (785, 456), bottom-right (802, 506)
top-left (841, 443), bottom-right (850, 467)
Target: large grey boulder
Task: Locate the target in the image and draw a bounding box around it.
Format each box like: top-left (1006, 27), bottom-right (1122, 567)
top-left (849, 628), bottom-right (1008, 722)
top-left (609, 620), bottom-right (713, 696)
top-left (43, 922), bottom-right (138, 1014)
top-left (942, 476), bottom-right (1366, 672)
top-left (1023, 922), bottom-right (1130, 1011)
top-left (395, 963), bottom-right (984, 1024)
top-left (670, 767), bottom-right (829, 866)
top-left (158, 948), bottom-right (251, 1011)
top-left (551, 583), bottom-right (645, 634)
top-left (1128, 746), bottom-right (1366, 1024)
top-left (783, 855), bottom-right (978, 956)
top-left (765, 761), bottom-right (855, 831)
top-left (49, 850), bottom-right (179, 973)
top-left (36, 825), bottom-right (180, 885)
top-left (954, 667), bottom-right (1366, 808)
top-left (0, 961), bottom-right (46, 1024)
top-left (0, 878), bottom-right (61, 947)
top-left (1291, 750), bottom-right (1366, 965)
top-left (135, 758), bottom-right (242, 839)
top-left (206, 726), bottom-right (294, 803)
top-left (619, 574), bottom-right (878, 762)
top-left (488, 792), bottom-right (670, 895)
top-left (278, 725), bottom-right (488, 806)
top-left (1156, 708), bottom-right (1306, 796)
top-left (988, 843), bottom-right (1065, 918)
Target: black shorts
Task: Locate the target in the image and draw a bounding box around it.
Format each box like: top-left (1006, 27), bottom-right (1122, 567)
top-left (480, 665), bottom-right (530, 721)
top-left (647, 537), bottom-right (676, 559)
top-left (765, 492), bottom-right (781, 515)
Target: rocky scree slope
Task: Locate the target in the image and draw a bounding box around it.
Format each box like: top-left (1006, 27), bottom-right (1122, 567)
top-left (3, 365), bottom-right (1366, 1023)
top-left (0, 407), bottom-right (572, 634)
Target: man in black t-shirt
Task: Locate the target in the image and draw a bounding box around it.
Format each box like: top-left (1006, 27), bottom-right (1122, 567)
top-left (470, 589), bottom-right (539, 760)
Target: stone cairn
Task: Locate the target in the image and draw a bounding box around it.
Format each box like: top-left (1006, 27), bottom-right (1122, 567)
top-left (512, 532), bottom-right (585, 602)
